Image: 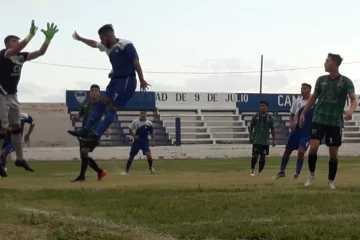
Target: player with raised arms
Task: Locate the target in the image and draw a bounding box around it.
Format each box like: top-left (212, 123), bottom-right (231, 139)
top-left (67, 24), bottom-right (150, 149)
top-left (0, 20), bottom-right (58, 173)
top-left (122, 111), bottom-right (155, 175)
top-left (300, 53), bottom-right (357, 190)
top-left (248, 101), bottom-right (276, 176)
top-left (273, 83), bottom-right (313, 180)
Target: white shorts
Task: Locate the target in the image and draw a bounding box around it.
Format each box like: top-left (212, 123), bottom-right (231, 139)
top-left (0, 94), bottom-right (20, 128)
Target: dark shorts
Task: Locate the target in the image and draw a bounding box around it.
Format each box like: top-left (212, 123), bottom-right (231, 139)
top-left (78, 138), bottom-right (98, 153)
top-left (252, 144), bottom-right (269, 155)
top-left (130, 140), bottom-right (151, 156)
top-left (105, 76), bottom-right (137, 108)
top-left (310, 122), bottom-right (342, 147)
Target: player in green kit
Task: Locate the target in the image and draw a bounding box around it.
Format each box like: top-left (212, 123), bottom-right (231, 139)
top-left (300, 53), bottom-right (357, 190)
top-left (248, 101), bottom-right (276, 176)
top-left (70, 84), bottom-right (109, 182)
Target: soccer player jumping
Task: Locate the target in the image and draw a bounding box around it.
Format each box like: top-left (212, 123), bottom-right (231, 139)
top-left (68, 25), bottom-right (150, 149)
top-left (0, 20), bottom-right (58, 173)
top-left (299, 53), bottom-right (357, 190)
top-left (273, 83), bottom-right (313, 180)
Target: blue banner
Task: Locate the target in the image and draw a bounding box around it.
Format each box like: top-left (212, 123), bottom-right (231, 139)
top-left (236, 93), bottom-right (301, 112)
top-left (66, 90), bottom-right (156, 111)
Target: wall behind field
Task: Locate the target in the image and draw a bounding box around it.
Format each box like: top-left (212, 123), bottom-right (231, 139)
top-left (21, 103), bottom-right (77, 147)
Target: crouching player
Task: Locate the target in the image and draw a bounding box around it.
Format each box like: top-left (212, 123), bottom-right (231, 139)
top-left (0, 112), bottom-right (35, 177)
top-left (273, 83), bottom-right (314, 180)
top-left (122, 111), bottom-right (155, 175)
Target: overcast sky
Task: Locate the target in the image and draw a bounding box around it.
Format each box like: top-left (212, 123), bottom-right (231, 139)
top-left (2, 0), bottom-right (360, 102)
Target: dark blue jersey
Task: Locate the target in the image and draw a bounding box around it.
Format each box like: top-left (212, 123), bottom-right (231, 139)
top-left (97, 39), bottom-right (139, 78)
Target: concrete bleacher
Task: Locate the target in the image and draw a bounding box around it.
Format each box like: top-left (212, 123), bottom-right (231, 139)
top-left (159, 109), bottom-right (360, 145)
top-left (70, 110), bottom-right (171, 146)
top-left (158, 109), bottom-right (249, 144)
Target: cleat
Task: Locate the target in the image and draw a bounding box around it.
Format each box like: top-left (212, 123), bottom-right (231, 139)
top-left (98, 169), bottom-right (107, 181)
top-left (150, 167), bottom-right (155, 174)
top-left (304, 174), bottom-right (316, 187)
top-left (15, 160), bottom-right (34, 172)
top-left (67, 128), bottom-right (89, 138)
top-left (273, 172), bottom-right (285, 179)
top-left (70, 176), bottom-right (85, 182)
top-left (121, 171), bottom-right (129, 175)
top-left (258, 172), bottom-right (262, 176)
top-left (0, 165), bottom-right (7, 177)
top-left (293, 173), bottom-right (300, 180)
top-left (328, 181), bottom-right (336, 190)
top-left (250, 169), bottom-right (255, 177)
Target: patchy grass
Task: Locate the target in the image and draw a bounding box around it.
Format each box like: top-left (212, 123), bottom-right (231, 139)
top-left (1, 157), bottom-right (360, 240)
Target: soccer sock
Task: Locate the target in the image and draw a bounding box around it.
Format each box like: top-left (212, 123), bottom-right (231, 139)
top-left (328, 158), bottom-right (338, 181)
top-left (251, 156), bottom-right (258, 170)
top-left (1, 155), bottom-right (7, 168)
top-left (79, 156), bottom-right (89, 178)
top-left (94, 108), bottom-right (117, 136)
top-left (308, 153), bottom-right (317, 175)
top-left (125, 156), bottom-right (135, 172)
top-left (84, 101), bottom-right (107, 130)
top-left (88, 157), bottom-right (103, 174)
top-left (0, 133), bottom-right (4, 150)
top-left (147, 158), bottom-right (153, 169)
top-left (259, 155), bottom-right (266, 172)
top-left (280, 156), bottom-right (289, 173)
top-left (296, 158), bottom-right (304, 175)
top-left (11, 130), bottom-right (24, 161)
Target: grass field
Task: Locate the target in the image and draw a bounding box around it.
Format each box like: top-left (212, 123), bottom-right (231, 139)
top-left (1, 157), bottom-right (360, 240)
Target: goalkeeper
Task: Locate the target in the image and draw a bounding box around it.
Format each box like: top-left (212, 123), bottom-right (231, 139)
top-left (0, 20), bottom-right (58, 173)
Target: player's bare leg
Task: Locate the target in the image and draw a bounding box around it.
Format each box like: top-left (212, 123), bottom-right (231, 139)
top-left (250, 153), bottom-right (259, 176)
top-left (145, 152), bottom-right (155, 174)
top-left (328, 146), bottom-right (339, 190)
top-left (294, 147), bottom-right (306, 180)
top-left (273, 149), bottom-right (292, 179)
top-left (304, 139), bottom-right (320, 187)
top-left (11, 124), bottom-right (34, 172)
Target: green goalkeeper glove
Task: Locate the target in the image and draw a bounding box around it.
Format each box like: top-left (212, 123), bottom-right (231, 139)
top-left (41, 22), bottom-right (59, 44)
top-left (25, 20), bottom-right (38, 42)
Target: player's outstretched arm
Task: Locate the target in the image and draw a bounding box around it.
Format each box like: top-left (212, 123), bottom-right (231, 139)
top-left (28, 22), bottom-right (59, 61)
top-left (73, 31), bottom-right (100, 49)
top-left (5, 20), bottom-right (38, 58)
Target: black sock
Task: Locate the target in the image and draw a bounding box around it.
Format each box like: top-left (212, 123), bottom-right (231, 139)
top-left (147, 158), bottom-right (153, 168)
top-left (259, 155), bottom-right (266, 172)
top-left (79, 157), bottom-right (89, 178)
top-left (126, 156), bottom-right (135, 172)
top-left (88, 157), bottom-right (102, 174)
top-left (308, 153), bottom-right (318, 174)
top-left (328, 158), bottom-right (338, 181)
top-left (251, 156), bottom-right (258, 169)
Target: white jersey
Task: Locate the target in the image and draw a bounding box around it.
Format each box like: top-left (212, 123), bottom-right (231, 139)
top-left (290, 98), bottom-right (308, 125)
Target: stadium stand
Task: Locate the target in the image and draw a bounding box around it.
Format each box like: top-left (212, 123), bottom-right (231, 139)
top-left (66, 90), bottom-right (360, 146)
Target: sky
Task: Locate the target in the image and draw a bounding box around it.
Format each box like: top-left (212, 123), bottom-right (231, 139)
top-left (2, 0), bottom-right (360, 102)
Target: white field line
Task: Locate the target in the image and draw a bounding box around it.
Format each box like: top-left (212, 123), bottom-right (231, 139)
top-left (174, 213), bottom-right (360, 226)
top-left (13, 205), bottom-right (177, 240)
